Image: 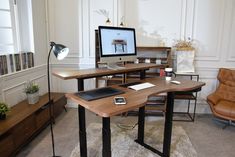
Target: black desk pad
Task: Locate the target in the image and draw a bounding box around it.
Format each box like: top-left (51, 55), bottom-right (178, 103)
top-left (76, 87), bottom-right (124, 101)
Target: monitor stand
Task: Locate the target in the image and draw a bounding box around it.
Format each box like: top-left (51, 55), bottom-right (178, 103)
top-left (106, 62), bottom-right (125, 70)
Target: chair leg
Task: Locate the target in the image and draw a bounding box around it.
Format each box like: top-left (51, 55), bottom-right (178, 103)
top-left (213, 118), bottom-right (235, 129)
top-left (192, 98), bottom-right (197, 121)
top-left (187, 100), bottom-right (190, 113)
top-left (173, 99), bottom-right (195, 122)
top-left (64, 106), bottom-right (67, 112)
top-left (222, 123), bottom-right (229, 129)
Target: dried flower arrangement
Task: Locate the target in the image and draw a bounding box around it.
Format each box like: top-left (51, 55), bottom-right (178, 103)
top-left (120, 16), bottom-right (125, 26)
top-left (94, 9), bottom-right (111, 24)
top-left (173, 37), bottom-right (195, 51)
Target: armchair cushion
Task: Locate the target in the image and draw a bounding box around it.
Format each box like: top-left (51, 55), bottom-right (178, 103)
top-left (214, 100), bottom-right (235, 118)
top-left (215, 84), bottom-right (235, 102)
top-left (207, 68), bottom-right (235, 121)
top-left (207, 93), bottom-right (221, 106)
top-left (218, 68), bottom-right (235, 86)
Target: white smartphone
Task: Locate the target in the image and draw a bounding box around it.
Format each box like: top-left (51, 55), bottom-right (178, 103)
top-left (113, 97), bottom-right (126, 105)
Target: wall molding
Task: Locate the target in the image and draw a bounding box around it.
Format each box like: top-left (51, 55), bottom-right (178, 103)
top-left (65, 52), bottom-right (80, 58)
top-left (88, 0), bottom-right (92, 57)
top-left (0, 64), bottom-right (46, 81)
top-left (226, 0), bottom-right (235, 62)
top-left (192, 0), bottom-right (225, 61)
top-left (51, 63), bottom-right (95, 70)
top-left (31, 74), bottom-right (47, 82)
top-left (2, 81), bottom-right (26, 102)
top-left (78, 0), bottom-right (84, 58)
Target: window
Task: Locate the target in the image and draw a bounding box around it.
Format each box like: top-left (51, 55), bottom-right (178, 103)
top-left (0, 0), bottom-right (34, 76)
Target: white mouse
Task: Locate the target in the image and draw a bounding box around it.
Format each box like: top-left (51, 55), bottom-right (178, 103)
top-left (170, 80), bottom-right (181, 85)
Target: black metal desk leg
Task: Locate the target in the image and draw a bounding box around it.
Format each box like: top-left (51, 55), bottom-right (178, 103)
top-left (102, 117), bottom-right (111, 157)
top-left (163, 92), bottom-right (175, 157)
top-left (77, 78), bottom-right (87, 157)
top-left (140, 70), bottom-right (146, 80)
top-left (77, 78), bottom-right (84, 91)
top-left (136, 106), bottom-right (145, 144)
top-left (78, 105), bottom-right (87, 157)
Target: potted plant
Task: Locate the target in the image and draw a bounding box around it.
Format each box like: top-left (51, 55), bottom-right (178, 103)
top-left (24, 81), bottom-right (40, 104)
top-left (0, 102), bottom-right (10, 120)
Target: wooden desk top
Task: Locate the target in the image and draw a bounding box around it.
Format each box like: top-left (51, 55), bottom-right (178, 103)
top-left (66, 77), bottom-right (205, 117)
top-left (53, 63), bottom-right (161, 80)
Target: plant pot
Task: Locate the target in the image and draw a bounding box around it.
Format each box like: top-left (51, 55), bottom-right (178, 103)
top-left (176, 50), bottom-right (195, 73)
top-left (27, 91), bottom-right (39, 104)
top-left (0, 113), bottom-right (6, 120)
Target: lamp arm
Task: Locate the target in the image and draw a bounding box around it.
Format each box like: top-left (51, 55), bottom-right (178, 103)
top-left (47, 45), bottom-right (57, 156)
top-left (47, 46), bottom-right (53, 102)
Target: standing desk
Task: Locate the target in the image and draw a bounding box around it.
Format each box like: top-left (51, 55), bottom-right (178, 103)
top-left (53, 63), bottom-right (205, 157)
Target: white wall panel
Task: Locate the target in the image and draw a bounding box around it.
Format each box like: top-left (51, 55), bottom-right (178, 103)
top-left (2, 82), bottom-right (26, 107)
top-left (89, 0), bottom-right (116, 58)
top-left (48, 0), bottom-right (80, 63)
top-left (124, 0), bottom-right (185, 46)
top-left (192, 0), bottom-right (225, 61)
top-left (31, 0), bottom-right (48, 66)
top-left (226, 1), bottom-right (235, 61)
top-left (1, 65), bottom-right (47, 107)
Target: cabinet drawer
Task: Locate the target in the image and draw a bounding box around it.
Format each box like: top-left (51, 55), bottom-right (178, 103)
top-left (12, 114), bottom-right (36, 147)
top-left (35, 106), bottom-right (50, 129)
top-left (0, 133), bottom-right (15, 157)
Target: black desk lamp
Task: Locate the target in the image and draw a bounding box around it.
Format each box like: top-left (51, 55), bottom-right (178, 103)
top-left (47, 42), bottom-right (69, 157)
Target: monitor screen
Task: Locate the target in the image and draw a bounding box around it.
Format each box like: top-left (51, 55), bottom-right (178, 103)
top-left (98, 26), bottom-right (137, 65)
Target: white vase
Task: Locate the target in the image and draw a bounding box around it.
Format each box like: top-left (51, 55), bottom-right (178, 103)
top-left (176, 50), bottom-right (195, 73)
top-left (27, 91), bottom-right (39, 104)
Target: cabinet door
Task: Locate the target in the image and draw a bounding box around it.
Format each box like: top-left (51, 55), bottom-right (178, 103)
top-left (53, 96), bottom-right (66, 118)
top-left (0, 133), bottom-right (15, 157)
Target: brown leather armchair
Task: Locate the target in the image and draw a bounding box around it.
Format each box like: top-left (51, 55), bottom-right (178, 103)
top-left (207, 68), bottom-right (235, 121)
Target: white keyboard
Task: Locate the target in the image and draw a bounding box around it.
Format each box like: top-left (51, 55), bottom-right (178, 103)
top-left (128, 82), bottom-right (155, 91)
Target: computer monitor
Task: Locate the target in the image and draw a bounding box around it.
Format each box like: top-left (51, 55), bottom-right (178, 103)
top-left (98, 26), bottom-right (137, 69)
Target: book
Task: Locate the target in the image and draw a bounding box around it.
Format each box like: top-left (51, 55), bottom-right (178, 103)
top-left (9, 54), bottom-right (15, 72)
top-left (0, 55), bottom-right (8, 75)
top-left (14, 54), bottom-right (21, 71)
top-left (21, 52), bottom-right (27, 69)
top-left (128, 82), bottom-right (155, 91)
top-left (27, 52), bottom-right (34, 68)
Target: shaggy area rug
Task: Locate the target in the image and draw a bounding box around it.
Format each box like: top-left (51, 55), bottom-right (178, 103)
top-left (70, 122), bottom-right (197, 157)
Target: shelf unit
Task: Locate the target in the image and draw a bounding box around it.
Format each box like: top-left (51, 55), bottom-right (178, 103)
top-left (131, 46), bottom-right (171, 78)
top-left (173, 72), bottom-right (200, 122)
top-left (136, 46), bottom-right (171, 66)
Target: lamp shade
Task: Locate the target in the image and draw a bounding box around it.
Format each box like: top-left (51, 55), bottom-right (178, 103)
top-left (50, 42), bottom-right (69, 60)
